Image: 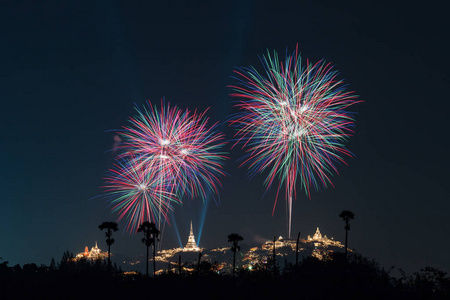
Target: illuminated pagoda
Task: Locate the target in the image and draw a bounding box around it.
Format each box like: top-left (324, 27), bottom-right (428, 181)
top-left (184, 221), bottom-right (200, 251)
top-left (75, 242), bottom-right (109, 261)
top-left (307, 227), bottom-right (343, 248)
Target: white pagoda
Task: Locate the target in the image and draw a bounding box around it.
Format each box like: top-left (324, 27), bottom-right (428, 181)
top-left (184, 221), bottom-right (200, 251)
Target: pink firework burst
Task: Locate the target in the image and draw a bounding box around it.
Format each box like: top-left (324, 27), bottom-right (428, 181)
top-left (103, 100), bottom-right (227, 233)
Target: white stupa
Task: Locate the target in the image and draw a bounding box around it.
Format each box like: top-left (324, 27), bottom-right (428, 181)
top-left (184, 221), bottom-right (200, 251)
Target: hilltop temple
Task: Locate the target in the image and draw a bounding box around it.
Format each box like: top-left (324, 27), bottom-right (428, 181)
top-left (184, 221), bottom-right (200, 251)
top-left (261, 227), bottom-right (343, 251)
top-left (75, 242), bottom-right (109, 261)
top-left (307, 227), bottom-right (343, 248)
top-left (155, 221), bottom-right (202, 263)
top-left (135, 225), bottom-right (346, 273)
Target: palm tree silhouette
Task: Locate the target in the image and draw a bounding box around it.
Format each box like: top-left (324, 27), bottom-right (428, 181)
top-left (98, 221), bottom-right (118, 269)
top-left (138, 221), bottom-right (160, 277)
top-left (227, 233), bottom-right (243, 277)
top-left (339, 210), bottom-right (355, 260)
top-left (295, 231), bottom-right (301, 266)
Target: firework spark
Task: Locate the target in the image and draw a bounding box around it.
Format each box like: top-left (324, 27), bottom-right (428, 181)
top-left (230, 46), bottom-right (361, 237)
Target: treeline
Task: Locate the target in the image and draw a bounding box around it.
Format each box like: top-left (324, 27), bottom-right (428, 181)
top-left (1, 252), bottom-right (449, 300)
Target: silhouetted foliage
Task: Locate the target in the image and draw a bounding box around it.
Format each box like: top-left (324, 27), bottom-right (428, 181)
top-left (339, 210), bottom-right (355, 259)
top-left (58, 250), bottom-right (74, 273)
top-left (49, 257), bottom-right (56, 271)
top-left (227, 233), bottom-right (243, 277)
top-left (0, 250), bottom-right (449, 300)
top-left (99, 221), bottom-right (119, 269)
top-left (411, 267), bottom-right (450, 299)
top-left (138, 221), bottom-right (159, 277)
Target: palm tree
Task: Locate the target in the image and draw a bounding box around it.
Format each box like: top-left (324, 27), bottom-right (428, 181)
top-left (138, 221), bottom-right (160, 277)
top-left (227, 233), bottom-right (243, 277)
top-left (272, 236), bottom-right (277, 276)
top-left (295, 231), bottom-right (301, 266)
top-left (339, 210), bottom-right (355, 260)
top-left (98, 221), bottom-right (118, 269)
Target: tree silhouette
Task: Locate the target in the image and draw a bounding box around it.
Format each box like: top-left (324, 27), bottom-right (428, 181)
top-left (296, 232), bottom-right (301, 266)
top-left (339, 210), bottom-right (354, 260)
top-left (272, 236), bottom-right (277, 276)
top-left (197, 252), bottom-right (203, 275)
top-left (138, 221), bottom-right (159, 277)
top-left (227, 233), bottom-right (243, 277)
top-left (49, 258), bottom-right (56, 271)
top-left (98, 221), bottom-right (119, 269)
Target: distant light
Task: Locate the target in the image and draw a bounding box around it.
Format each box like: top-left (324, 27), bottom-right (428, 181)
top-left (160, 139), bottom-right (170, 146)
top-left (137, 183), bottom-right (147, 191)
top-left (159, 155), bottom-right (169, 159)
top-left (180, 149), bottom-right (189, 155)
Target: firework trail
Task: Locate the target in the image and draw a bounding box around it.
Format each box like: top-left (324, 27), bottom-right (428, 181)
top-left (229, 46), bottom-right (361, 238)
top-left (104, 100), bottom-right (227, 233)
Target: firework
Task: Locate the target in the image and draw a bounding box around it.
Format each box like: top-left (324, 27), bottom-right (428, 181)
top-left (102, 156), bottom-right (179, 234)
top-left (230, 46), bottom-right (360, 237)
top-left (119, 101), bottom-right (227, 201)
top-left (104, 101), bottom-right (227, 232)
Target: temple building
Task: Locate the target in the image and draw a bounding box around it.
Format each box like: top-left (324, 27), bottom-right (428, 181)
top-left (184, 221), bottom-right (200, 251)
top-left (305, 227), bottom-right (344, 260)
top-left (155, 221), bottom-right (202, 263)
top-left (261, 227), bottom-right (343, 253)
top-left (128, 225), bottom-right (346, 273)
top-left (307, 227), bottom-right (343, 248)
top-left (75, 242), bottom-right (109, 261)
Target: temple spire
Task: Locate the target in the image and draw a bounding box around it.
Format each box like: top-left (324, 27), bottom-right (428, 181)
top-left (184, 220), bottom-right (199, 251)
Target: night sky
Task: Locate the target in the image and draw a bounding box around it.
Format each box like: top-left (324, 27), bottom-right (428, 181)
top-left (1, 1), bottom-right (449, 274)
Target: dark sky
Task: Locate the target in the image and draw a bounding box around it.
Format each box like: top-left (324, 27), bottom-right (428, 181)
top-left (1, 0), bottom-right (449, 274)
